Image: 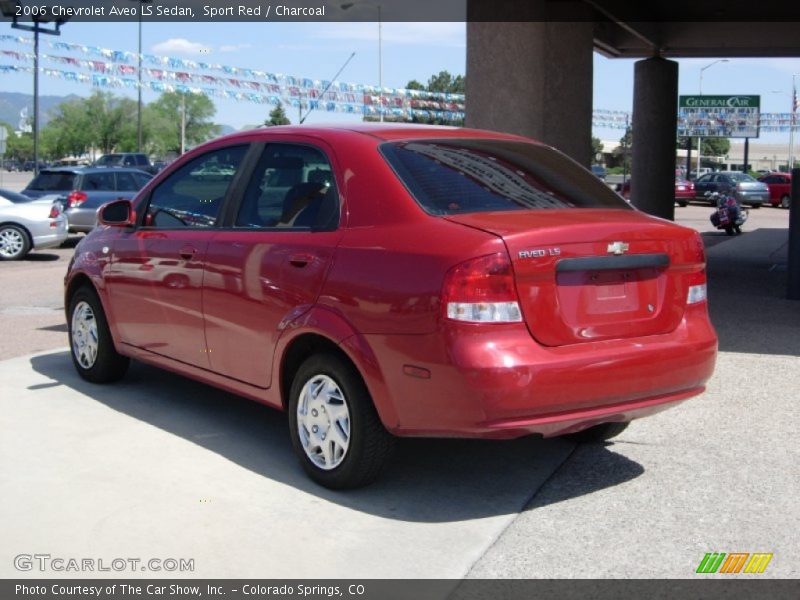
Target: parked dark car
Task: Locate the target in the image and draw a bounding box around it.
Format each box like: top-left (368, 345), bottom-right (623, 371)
top-left (591, 165), bottom-right (607, 180)
top-left (758, 172), bottom-right (792, 209)
top-left (693, 172), bottom-right (769, 207)
top-left (23, 167), bottom-right (152, 233)
top-left (95, 153), bottom-right (158, 175)
top-left (64, 124), bottom-right (717, 489)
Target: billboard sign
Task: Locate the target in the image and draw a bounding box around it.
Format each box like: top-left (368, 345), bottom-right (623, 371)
top-left (678, 95), bottom-right (760, 138)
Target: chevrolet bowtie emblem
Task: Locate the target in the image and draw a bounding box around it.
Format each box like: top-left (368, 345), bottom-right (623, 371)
top-left (607, 241), bottom-right (630, 255)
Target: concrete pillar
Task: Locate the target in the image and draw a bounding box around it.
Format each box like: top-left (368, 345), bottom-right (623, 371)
top-left (466, 4), bottom-right (593, 166)
top-left (631, 57), bottom-right (679, 220)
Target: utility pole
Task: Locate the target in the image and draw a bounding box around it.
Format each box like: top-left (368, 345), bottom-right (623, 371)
top-left (180, 93), bottom-right (186, 155)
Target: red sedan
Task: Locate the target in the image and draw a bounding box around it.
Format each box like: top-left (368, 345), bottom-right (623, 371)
top-left (65, 125), bottom-right (717, 488)
top-left (620, 177), bottom-right (695, 206)
top-left (758, 172), bottom-right (792, 208)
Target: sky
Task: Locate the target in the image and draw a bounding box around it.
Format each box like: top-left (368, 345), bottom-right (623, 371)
top-left (2, 20), bottom-right (800, 145)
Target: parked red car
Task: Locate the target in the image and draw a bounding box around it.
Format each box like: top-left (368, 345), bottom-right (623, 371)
top-left (619, 177), bottom-right (695, 206)
top-left (758, 172), bottom-right (792, 208)
top-left (65, 125), bottom-right (717, 488)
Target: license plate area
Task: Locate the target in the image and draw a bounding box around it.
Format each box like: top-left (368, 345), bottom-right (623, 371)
top-left (556, 268), bottom-right (661, 318)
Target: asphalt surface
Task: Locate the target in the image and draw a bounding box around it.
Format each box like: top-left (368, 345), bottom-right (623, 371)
top-left (0, 169), bottom-right (798, 579)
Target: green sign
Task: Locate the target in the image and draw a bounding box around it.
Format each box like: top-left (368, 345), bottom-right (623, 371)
top-left (678, 95), bottom-right (760, 138)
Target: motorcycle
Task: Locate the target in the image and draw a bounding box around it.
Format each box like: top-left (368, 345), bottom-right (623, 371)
top-left (707, 191), bottom-right (748, 235)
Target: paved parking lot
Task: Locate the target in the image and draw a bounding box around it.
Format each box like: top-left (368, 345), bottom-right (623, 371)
top-left (0, 169), bottom-right (798, 579)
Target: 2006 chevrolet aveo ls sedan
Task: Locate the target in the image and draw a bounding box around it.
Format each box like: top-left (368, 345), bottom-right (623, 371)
top-left (65, 125), bottom-right (717, 489)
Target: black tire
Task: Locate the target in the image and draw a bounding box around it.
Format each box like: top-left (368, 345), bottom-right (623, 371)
top-left (0, 224), bottom-right (31, 261)
top-left (565, 421), bottom-right (630, 443)
top-left (68, 286), bottom-right (129, 383)
top-left (781, 195), bottom-right (790, 209)
top-left (288, 353), bottom-right (395, 489)
top-left (677, 201), bottom-right (688, 207)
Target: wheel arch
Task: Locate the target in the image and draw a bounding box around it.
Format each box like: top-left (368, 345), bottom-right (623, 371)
top-left (275, 307), bottom-right (399, 431)
top-left (0, 221), bottom-right (33, 251)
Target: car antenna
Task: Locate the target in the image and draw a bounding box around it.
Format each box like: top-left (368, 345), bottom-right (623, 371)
top-left (299, 52), bottom-right (356, 125)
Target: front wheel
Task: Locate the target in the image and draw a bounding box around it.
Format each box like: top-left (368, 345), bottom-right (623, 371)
top-left (68, 286), bottom-right (130, 383)
top-left (288, 353), bottom-right (395, 489)
top-left (781, 195), bottom-right (791, 209)
top-left (0, 224), bottom-right (31, 261)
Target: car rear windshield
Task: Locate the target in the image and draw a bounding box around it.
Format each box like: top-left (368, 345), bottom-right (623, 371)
top-left (26, 171), bottom-right (78, 191)
top-left (380, 139), bottom-right (631, 214)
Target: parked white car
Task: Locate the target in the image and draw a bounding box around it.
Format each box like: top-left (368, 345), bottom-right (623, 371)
top-left (0, 188), bottom-right (68, 260)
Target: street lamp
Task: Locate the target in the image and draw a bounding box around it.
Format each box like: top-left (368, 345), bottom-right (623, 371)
top-left (128, 0), bottom-right (152, 152)
top-left (341, 2), bottom-right (383, 122)
top-left (1, 1), bottom-right (68, 175)
top-left (696, 59), bottom-right (729, 176)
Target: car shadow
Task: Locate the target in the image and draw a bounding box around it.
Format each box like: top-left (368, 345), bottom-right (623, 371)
top-left (25, 252), bottom-right (61, 262)
top-left (706, 228), bottom-right (800, 357)
top-left (30, 351), bottom-right (644, 523)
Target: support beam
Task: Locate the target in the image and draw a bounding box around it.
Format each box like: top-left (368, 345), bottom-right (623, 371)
top-left (466, 4), bottom-right (593, 166)
top-left (631, 57), bottom-right (679, 220)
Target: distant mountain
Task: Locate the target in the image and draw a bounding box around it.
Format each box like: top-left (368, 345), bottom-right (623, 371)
top-left (0, 91), bottom-right (82, 130)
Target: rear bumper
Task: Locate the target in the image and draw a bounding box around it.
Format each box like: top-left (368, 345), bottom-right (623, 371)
top-left (32, 220), bottom-right (68, 249)
top-left (64, 207), bottom-right (96, 233)
top-left (735, 192), bottom-right (768, 206)
top-left (364, 304), bottom-right (717, 439)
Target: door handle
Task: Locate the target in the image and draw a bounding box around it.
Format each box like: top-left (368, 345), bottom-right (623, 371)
top-left (289, 253), bottom-right (313, 268)
top-left (179, 246), bottom-right (197, 260)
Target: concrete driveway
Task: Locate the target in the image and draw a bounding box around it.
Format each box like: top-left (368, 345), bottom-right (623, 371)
top-left (0, 196), bottom-right (798, 579)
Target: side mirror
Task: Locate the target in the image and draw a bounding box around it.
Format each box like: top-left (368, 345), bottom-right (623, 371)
top-left (98, 199), bottom-right (136, 227)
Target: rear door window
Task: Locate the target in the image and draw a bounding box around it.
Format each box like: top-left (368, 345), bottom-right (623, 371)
top-left (235, 144), bottom-right (339, 230)
top-left (380, 140), bottom-right (630, 214)
top-left (116, 172), bottom-right (141, 192)
top-left (26, 171), bottom-right (77, 192)
top-left (82, 172), bottom-right (117, 191)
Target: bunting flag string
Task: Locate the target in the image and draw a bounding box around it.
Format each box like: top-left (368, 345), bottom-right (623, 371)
top-left (2, 34), bottom-right (798, 130)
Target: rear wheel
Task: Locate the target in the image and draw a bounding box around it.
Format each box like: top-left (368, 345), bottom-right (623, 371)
top-left (565, 421), bottom-right (630, 443)
top-left (0, 224), bottom-right (31, 261)
top-left (68, 286), bottom-right (129, 383)
top-left (288, 353), bottom-right (395, 489)
top-left (781, 194), bottom-right (791, 209)
top-left (677, 201), bottom-right (688, 207)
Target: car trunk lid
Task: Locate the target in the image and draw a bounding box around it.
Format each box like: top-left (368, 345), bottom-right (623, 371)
top-left (444, 209), bottom-right (703, 346)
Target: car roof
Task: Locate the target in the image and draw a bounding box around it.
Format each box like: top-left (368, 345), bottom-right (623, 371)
top-left (37, 166), bottom-right (151, 175)
top-left (211, 123), bottom-right (536, 145)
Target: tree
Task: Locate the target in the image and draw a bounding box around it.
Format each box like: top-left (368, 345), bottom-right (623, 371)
top-left (422, 70), bottom-right (465, 94)
top-left (265, 102), bottom-right (291, 126)
top-left (0, 119), bottom-right (33, 162)
top-left (400, 70), bottom-right (466, 126)
top-left (146, 91), bottom-right (219, 155)
top-left (591, 136), bottom-right (604, 160)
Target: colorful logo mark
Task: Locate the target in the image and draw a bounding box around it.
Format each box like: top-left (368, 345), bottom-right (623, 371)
top-left (696, 552), bottom-right (773, 574)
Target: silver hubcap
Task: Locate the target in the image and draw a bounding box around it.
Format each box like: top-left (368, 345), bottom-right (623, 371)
top-left (782, 196), bottom-right (790, 209)
top-left (0, 228), bottom-right (24, 258)
top-left (71, 301), bottom-right (99, 369)
top-left (296, 374), bottom-right (351, 470)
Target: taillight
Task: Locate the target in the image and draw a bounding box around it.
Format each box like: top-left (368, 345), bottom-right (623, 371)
top-left (442, 252), bottom-right (523, 323)
top-left (686, 265), bottom-right (707, 305)
top-left (67, 191), bottom-right (87, 208)
top-left (48, 204), bottom-right (60, 219)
